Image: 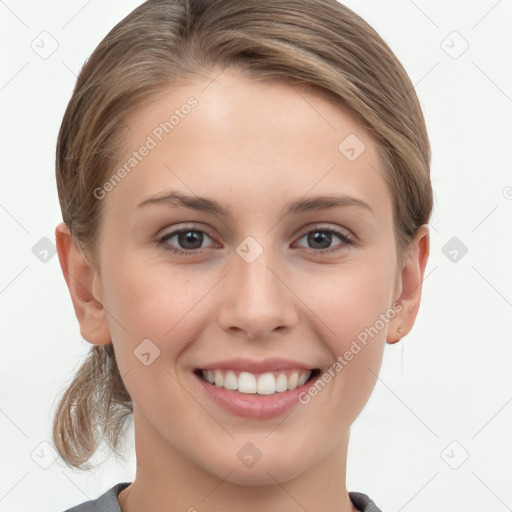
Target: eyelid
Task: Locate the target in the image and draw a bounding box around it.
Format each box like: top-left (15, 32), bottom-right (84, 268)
top-left (295, 223), bottom-right (353, 240)
top-left (158, 222), bottom-right (214, 239)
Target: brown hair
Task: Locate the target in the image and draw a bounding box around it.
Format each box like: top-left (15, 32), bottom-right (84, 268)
top-left (53, 0), bottom-right (433, 469)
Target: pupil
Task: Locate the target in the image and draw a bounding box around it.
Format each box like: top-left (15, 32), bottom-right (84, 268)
top-left (309, 231), bottom-right (330, 249)
top-left (180, 231), bottom-right (202, 249)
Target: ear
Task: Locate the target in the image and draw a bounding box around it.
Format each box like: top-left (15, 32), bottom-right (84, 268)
top-left (55, 222), bottom-right (111, 345)
top-left (387, 224), bottom-right (430, 344)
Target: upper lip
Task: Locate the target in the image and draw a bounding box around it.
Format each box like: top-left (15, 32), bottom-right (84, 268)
top-left (198, 357), bottom-right (316, 373)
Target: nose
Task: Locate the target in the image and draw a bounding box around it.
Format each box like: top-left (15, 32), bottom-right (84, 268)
top-left (216, 246), bottom-right (300, 341)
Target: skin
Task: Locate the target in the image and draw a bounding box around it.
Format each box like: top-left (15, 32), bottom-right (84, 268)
top-left (56, 68), bottom-right (429, 512)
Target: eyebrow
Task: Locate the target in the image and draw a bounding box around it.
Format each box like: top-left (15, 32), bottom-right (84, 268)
top-left (137, 191), bottom-right (374, 216)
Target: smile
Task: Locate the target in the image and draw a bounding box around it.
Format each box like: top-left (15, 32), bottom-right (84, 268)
top-left (198, 369), bottom-right (319, 395)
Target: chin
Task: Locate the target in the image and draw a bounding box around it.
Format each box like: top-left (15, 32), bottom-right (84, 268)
top-left (224, 464), bottom-right (305, 487)
top-left (199, 444), bottom-right (316, 486)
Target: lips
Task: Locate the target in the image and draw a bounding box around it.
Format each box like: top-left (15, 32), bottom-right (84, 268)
top-left (192, 358), bottom-right (321, 418)
top-left (199, 357), bottom-right (315, 374)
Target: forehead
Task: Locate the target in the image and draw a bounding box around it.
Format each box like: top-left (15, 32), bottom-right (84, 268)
top-left (104, 69), bottom-right (392, 220)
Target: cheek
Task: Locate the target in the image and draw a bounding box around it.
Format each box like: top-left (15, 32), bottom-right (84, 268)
top-left (300, 259), bottom-right (395, 408)
top-left (99, 262), bottom-right (200, 418)
top-left (100, 255), bottom-right (214, 369)
top-left (276, 264), bottom-right (395, 474)
top-left (310, 259), bottom-right (396, 345)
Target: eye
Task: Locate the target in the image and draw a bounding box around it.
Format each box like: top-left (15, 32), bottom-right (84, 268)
top-left (158, 226), bottom-right (216, 254)
top-left (294, 226), bottom-right (355, 254)
top-left (157, 224), bottom-right (355, 256)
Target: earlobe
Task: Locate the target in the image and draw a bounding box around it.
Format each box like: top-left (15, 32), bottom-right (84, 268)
top-left (55, 222), bottom-right (111, 345)
top-left (387, 225), bottom-right (430, 344)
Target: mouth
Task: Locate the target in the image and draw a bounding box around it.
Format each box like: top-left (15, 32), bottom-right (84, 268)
top-left (194, 368), bottom-right (321, 395)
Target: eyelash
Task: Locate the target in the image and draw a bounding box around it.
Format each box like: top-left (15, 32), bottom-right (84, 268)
top-left (157, 225), bottom-right (356, 256)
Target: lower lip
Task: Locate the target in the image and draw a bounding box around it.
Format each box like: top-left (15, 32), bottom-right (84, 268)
top-left (194, 372), bottom-right (316, 419)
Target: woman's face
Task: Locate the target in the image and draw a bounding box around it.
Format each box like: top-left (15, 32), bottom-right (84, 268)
top-left (90, 68), bottom-right (411, 484)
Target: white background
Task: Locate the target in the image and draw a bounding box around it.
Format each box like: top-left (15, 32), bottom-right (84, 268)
top-left (1, 0), bottom-right (511, 510)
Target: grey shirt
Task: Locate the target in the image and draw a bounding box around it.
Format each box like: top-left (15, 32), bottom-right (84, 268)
top-left (63, 482), bottom-right (383, 511)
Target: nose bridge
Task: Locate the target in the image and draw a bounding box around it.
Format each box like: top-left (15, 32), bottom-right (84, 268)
top-left (217, 236), bottom-right (298, 338)
top-left (238, 246), bottom-right (280, 302)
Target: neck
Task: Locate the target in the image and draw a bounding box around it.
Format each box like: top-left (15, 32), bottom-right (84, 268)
top-left (118, 408), bottom-right (358, 512)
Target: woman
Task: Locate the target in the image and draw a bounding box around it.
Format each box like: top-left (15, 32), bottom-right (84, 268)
top-left (53, 1), bottom-right (432, 510)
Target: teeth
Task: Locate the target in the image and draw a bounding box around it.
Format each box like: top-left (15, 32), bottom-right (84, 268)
top-left (201, 369), bottom-right (312, 394)
top-left (214, 370), bottom-right (224, 387)
top-left (297, 372), bottom-right (309, 387)
top-left (287, 371), bottom-right (299, 390)
top-left (238, 372), bottom-right (257, 393)
top-left (224, 370), bottom-right (237, 390)
top-left (275, 373), bottom-right (288, 392)
top-left (257, 372), bottom-right (276, 395)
